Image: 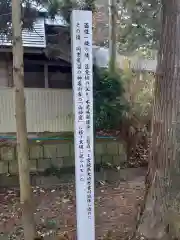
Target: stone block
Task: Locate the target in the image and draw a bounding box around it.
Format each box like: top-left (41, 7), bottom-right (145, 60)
top-left (9, 161), bottom-right (18, 174)
top-left (101, 155), bottom-right (112, 164)
top-left (0, 147), bottom-right (15, 161)
top-left (30, 159), bottom-right (37, 172)
top-left (119, 153), bottom-right (127, 162)
top-left (70, 144), bottom-right (75, 156)
top-left (56, 144), bottom-right (70, 157)
top-left (63, 157), bottom-right (74, 167)
top-left (95, 156), bottom-right (102, 164)
top-left (51, 157), bottom-right (63, 168)
top-left (32, 176), bottom-right (60, 187)
top-left (44, 145), bottom-right (56, 159)
top-left (29, 145), bottom-right (43, 159)
top-left (95, 143), bottom-right (105, 155)
top-left (113, 156), bottom-right (121, 165)
top-left (37, 158), bottom-right (51, 171)
top-left (0, 175), bottom-right (19, 187)
top-left (118, 143), bottom-right (125, 155)
top-left (113, 153), bottom-right (126, 165)
top-left (106, 142), bottom-right (119, 155)
top-left (0, 161), bottom-right (8, 174)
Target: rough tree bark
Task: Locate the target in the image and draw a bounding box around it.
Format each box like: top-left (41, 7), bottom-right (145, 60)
top-left (109, 0), bottom-right (117, 74)
top-left (136, 0), bottom-right (180, 239)
top-left (12, 0), bottom-right (36, 239)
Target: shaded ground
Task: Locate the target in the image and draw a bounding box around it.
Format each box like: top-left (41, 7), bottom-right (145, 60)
top-left (0, 168), bottom-right (146, 239)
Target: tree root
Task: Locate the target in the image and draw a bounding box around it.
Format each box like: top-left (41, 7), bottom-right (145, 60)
top-left (128, 169), bottom-right (152, 240)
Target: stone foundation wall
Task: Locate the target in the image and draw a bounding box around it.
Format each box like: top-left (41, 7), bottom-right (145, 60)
top-left (0, 140), bottom-right (126, 175)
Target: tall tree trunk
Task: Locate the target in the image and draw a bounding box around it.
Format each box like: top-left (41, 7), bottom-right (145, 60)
top-left (12, 0), bottom-right (36, 239)
top-left (109, 0), bottom-right (117, 74)
top-left (136, 1), bottom-right (180, 239)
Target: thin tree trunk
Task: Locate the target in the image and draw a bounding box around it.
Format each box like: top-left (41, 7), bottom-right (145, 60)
top-left (109, 0), bottom-right (117, 74)
top-left (136, 1), bottom-right (180, 239)
top-left (12, 0), bottom-right (36, 239)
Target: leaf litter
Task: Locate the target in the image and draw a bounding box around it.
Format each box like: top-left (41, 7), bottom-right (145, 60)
top-left (0, 168), bottom-right (145, 239)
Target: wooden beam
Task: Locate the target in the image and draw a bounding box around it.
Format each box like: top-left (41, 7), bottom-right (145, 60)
top-left (0, 46), bottom-right (45, 54)
top-left (24, 59), bottom-right (70, 67)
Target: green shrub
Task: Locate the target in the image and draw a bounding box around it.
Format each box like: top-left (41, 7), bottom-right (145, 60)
top-left (93, 65), bottom-right (128, 130)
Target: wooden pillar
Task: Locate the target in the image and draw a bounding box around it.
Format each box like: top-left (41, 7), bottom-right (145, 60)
top-left (5, 53), bottom-right (13, 87)
top-left (44, 63), bottom-right (49, 88)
